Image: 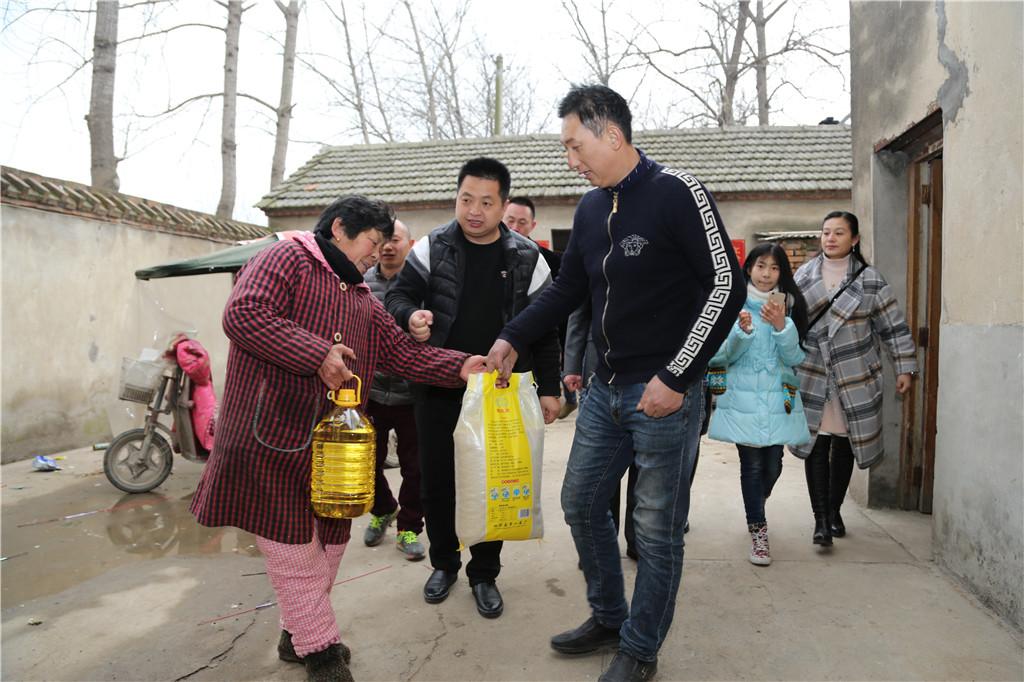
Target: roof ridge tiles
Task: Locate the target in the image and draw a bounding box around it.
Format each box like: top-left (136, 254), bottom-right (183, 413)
top-left (1, 166), bottom-right (268, 243)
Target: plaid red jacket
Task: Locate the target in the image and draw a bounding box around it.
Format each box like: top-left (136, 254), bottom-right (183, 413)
top-left (190, 232), bottom-right (467, 544)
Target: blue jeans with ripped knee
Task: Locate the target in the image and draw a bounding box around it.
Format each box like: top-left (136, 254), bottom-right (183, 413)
top-left (560, 378), bottom-right (701, 663)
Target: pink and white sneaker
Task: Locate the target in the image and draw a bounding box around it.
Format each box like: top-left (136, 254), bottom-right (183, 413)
top-left (748, 522), bottom-right (772, 566)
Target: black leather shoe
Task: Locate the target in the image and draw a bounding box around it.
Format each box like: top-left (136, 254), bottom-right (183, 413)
top-left (471, 581), bottom-right (504, 618)
top-left (813, 514), bottom-right (833, 546)
top-left (829, 509), bottom-right (846, 537)
top-left (598, 647), bottom-right (655, 679)
top-left (278, 630), bottom-right (351, 664)
top-left (423, 569), bottom-right (459, 604)
top-left (550, 617), bottom-right (621, 654)
top-left (599, 651), bottom-right (658, 682)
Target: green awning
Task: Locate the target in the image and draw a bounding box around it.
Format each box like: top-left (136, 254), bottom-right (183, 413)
top-left (134, 234), bottom-right (287, 280)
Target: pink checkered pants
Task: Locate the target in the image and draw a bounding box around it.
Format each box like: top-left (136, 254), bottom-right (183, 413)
top-left (256, 524), bottom-right (348, 657)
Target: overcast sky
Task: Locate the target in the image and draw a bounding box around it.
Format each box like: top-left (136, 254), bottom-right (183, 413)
top-left (2, 0), bottom-right (850, 226)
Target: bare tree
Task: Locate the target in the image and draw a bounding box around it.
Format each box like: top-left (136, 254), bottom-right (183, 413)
top-left (215, 0), bottom-right (244, 219)
top-left (429, 0), bottom-right (470, 138)
top-left (402, 0), bottom-right (439, 139)
top-left (5, 0), bottom-right (196, 190)
top-left (270, 0), bottom-right (300, 189)
top-left (324, 0), bottom-right (371, 144)
top-left (637, 1), bottom-right (753, 127)
top-left (742, 0), bottom-right (849, 125)
top-left (561, 0), bottom-right (644, 87)
top-left (359, 6), bottom-right (395, 142)
top-left (87, 0), bottom-right (119, 190)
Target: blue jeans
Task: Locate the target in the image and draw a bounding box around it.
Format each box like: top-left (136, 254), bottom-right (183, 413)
top-left (561, 379), bottom-right (701, 662)
top-left (736, 445), bottom-right (783, 525)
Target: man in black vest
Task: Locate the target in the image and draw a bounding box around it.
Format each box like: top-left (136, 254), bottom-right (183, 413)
top-left (386, 157), bottom-right (561, 619)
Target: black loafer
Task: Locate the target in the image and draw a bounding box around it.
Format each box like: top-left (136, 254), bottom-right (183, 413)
top-left (550, 617), bottom-right (621, 654)
top-left (471, 581), bottom-right (504, 618)
top-left (423, 569), bottom-right (459, 604)
top-left (598, 651), bottom-right (658, 682)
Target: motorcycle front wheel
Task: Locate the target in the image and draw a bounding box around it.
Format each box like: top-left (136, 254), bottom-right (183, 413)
top-left (104, 428), bottom-right (174, 493)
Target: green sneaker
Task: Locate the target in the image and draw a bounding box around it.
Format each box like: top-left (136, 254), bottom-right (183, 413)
top-left (363, 510), bottom-right (396, 547)
top-left (396, 530), bottom-right (426, 561)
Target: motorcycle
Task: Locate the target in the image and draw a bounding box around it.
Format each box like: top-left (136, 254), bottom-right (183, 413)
top-left (105, 233), bottom-right (289, 493)
top-left (104, 338), bottom-right (215, 493)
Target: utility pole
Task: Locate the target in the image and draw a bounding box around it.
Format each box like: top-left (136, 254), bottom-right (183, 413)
top-left (493, 54), bottom-right (503, 136)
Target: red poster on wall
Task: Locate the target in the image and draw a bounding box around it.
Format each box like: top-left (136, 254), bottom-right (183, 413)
top-left (731, 239), bottom-right (746, 266)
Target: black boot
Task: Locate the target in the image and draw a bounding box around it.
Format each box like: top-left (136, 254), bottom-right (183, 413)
top-left (804, 436), bottom-right (832, 546)
top-left (829, 437), bottom-right (855, 537)
top-left (278, 630), bottom-right (351, 665)
top-left (303, 644), bottom-right (354, 682)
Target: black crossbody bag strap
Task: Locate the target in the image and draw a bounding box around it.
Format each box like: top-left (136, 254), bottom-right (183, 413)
top-left (805, 264), bottom-right (867, 334)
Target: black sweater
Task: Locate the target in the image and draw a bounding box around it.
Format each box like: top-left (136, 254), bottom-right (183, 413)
top-left (500, 152), bottom-right (745, 393)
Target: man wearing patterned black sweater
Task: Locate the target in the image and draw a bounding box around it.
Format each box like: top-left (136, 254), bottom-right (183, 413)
top-left (486, 85), bottom-right (745, 682)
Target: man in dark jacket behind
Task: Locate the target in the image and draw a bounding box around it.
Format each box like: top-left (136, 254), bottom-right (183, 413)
top-left (362, 219), bottom-right (427, 561)
top-left (386, 157), bottom-right (561, 620)
top-left (486, 86), bottom-right (745, 682)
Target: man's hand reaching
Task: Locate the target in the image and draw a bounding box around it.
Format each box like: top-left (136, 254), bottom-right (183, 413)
top-left (484, 339), bottom-right (518, 388)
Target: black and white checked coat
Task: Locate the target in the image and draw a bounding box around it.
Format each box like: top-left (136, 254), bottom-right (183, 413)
top-left (190, 232), bottom-right (467, 544)
top-left (790, 255), bottom-right (918, 468)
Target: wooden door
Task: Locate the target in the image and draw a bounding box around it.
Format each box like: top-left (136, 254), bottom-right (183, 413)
top-left (899, 154), bottom-right (942, 512)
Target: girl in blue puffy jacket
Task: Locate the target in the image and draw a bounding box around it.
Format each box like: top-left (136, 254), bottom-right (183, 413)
top-left (708, 243), bottom-right (811, 566)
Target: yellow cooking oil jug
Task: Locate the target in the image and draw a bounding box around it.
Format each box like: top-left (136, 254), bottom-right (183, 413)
top-left (310, 375), bottom-right (376, 518)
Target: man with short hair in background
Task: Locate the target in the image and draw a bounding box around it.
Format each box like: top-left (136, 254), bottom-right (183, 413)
top-left (362, 219), bottom-right (427, 560)
top-left (503, 196), bottom-right (578, 419)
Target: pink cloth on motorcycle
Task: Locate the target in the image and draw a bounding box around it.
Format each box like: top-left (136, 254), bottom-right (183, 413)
top-left (175, 339), bottom-right (217, 451)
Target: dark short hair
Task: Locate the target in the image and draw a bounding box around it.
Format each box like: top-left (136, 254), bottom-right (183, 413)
top-left (558, 84), bottom-right (633, 144)
top-left (315, 195), bottom-right (395, 240)
top-left (507, 196), bottom-right (536, 218)
top-left (457, 157), bottom-right (511, 201)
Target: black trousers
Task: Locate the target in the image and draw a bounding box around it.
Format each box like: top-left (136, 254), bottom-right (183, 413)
top-left (415, 393), bottom-right (502, 584)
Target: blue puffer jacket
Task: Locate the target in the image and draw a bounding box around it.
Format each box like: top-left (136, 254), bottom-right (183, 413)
top-left (707, 290), bottom-right (811, 447)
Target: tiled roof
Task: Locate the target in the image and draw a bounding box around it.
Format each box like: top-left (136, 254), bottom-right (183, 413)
top-left (258, 125), bottom-right (851, 213)
top-left (2, 167), bottom-right (269, 243)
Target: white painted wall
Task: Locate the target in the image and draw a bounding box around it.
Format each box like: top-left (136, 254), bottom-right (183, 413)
top-left (851, 0), bottom-right (1023, 629)
top-left (1, 204), bottom-right (234, 462)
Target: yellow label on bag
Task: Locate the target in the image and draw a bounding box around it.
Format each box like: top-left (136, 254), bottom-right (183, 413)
top-left (482, 373), bottom-right (534, 540)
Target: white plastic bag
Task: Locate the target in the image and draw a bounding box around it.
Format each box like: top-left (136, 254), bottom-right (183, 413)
top-left (454, 371), bottom-right (545, 545)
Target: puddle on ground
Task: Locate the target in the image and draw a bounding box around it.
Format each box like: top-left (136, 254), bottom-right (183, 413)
top-left (1, 471), bottom-right (259, 604)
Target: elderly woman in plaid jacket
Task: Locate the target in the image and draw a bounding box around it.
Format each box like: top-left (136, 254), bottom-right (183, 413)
top-left (190, 196), bottom-right (485, 682)
top-left (791, 211), bottom-right (917, 547)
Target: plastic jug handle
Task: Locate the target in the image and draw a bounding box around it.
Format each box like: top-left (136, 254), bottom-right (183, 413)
top-left (326, 374), bottom-right (362, 405)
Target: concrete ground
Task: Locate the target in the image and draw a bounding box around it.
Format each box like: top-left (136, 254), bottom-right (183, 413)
top-left (2, 414), bottom-right (1021, 681)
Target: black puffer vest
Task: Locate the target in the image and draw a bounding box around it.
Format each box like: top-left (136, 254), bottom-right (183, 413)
top-left (425, 221), bottom-right (539, 354)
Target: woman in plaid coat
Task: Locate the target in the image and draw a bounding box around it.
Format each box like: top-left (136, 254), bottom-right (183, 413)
top-left (791, 211), bottom-right (917, 546)
top-left (190, 196), bottom-right (483, 682)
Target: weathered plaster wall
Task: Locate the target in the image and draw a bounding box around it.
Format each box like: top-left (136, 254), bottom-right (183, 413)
top-left (1, 205), bottom-right (233, 462)
top-left (850, 0), bottom-right (1024, 629)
